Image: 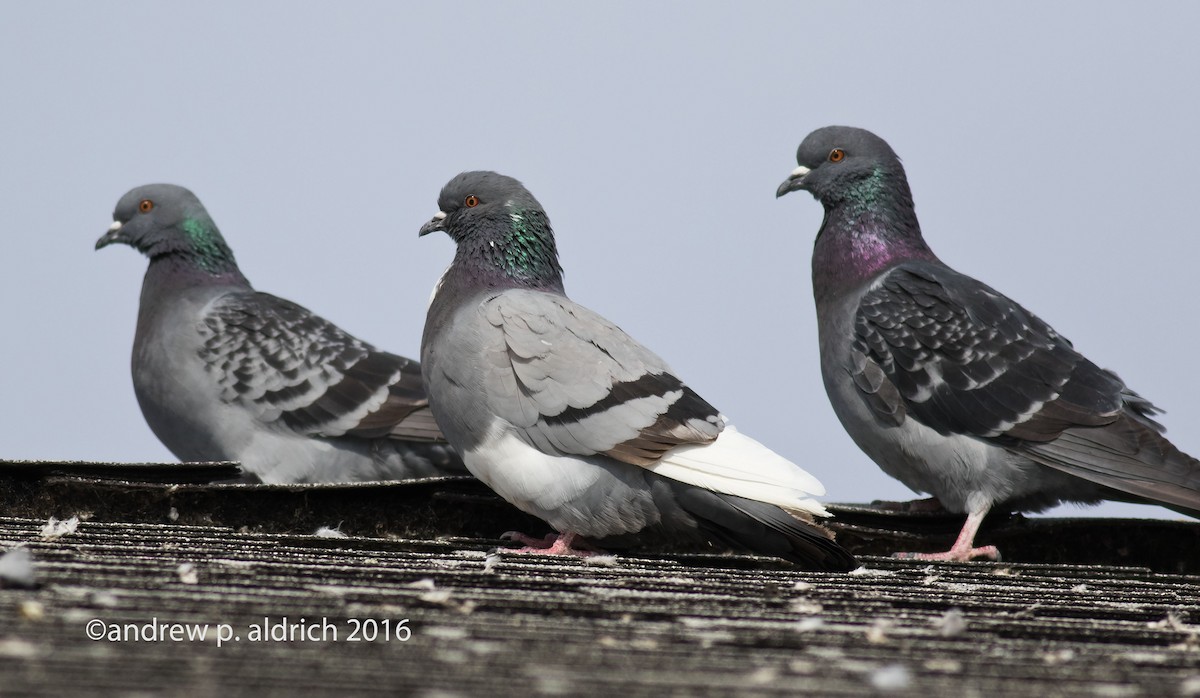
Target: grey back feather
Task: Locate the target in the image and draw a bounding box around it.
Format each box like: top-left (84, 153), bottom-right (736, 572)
top-left (450, 288), bottom-right (722, 464)
top-left (199, 291), bottom-right (437, 443)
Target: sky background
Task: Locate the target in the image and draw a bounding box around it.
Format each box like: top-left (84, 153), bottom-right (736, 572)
top-left (2, 2), bottom-right (1198, 519)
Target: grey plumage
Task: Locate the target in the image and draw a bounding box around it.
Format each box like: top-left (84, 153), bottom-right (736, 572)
top-left (778, 126), bottom-right (1200, 561)
top-left (419, 171), bottom-right (856, 570)
top-left (97, 183), bottom-right (462, 483)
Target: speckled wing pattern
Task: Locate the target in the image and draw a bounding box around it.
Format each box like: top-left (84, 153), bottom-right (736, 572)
top-left (850, 261), bottom-right (1200, 512)
top-left (198, 292), bottom-right (439, 442)
top-left (478, 289), bottom-right (722, 465)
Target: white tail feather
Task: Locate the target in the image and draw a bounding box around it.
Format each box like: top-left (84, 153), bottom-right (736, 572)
top-left (644, 426), bottom-right (830, 517)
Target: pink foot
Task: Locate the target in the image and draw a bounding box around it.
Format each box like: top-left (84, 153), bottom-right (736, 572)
top-left (499, 531), bottom-right (605, 558)
top-left (892, 508), bottom-right (1002, 562)
top-left (893, 545), bottom-right (1001, 562)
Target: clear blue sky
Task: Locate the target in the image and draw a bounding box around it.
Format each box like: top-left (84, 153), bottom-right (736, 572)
top-left (3, 2), bottom-right (1198, 519)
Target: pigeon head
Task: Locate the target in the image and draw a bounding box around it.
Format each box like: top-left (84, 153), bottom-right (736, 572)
top-left (97, 183), bottom-right (238, 274)
top-left (779, 128), bottom-right (934, 295)
top-left (776, 126), bottom-right (911, 210)
top-left (419, 171), bottom-right (564, 289)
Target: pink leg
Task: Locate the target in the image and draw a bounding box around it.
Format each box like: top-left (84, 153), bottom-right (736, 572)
top-left (499, 531), bottom-right (605, 557)
top-left (893, 509), bottom-right (1001, 562)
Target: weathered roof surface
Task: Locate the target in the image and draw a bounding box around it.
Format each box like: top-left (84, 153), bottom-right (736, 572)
top-left (3, 463), bottom-right (1200, 696)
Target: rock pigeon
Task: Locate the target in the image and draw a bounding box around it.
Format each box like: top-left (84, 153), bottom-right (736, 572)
top-left (777, 126), bottom-right (1200, 561)
top-left (97, 184), bottom-right (464, 483)
top-left (418, 171), bottom-right (857, 571)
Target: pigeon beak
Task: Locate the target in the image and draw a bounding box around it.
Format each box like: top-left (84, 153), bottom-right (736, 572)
top-left (418, 211), bottom-right (448, 237)
top-left (95, 220), bottom-right (128, 250)
top-left (775, 166), bottom-right (811, 198)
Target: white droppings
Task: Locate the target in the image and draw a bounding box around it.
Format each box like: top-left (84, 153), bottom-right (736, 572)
top-left (89, 591), bottom-right (119, 608)
top-left (405, 578), bottom-right (437, 591)
top-left (40, 516), bottom-right (79, 540)
top-left (424, 626), bottom-right (468, 641)
top-left (18, 600), bottom-right (45, 621)
top-left (795, 617), bottom-right (825, 633)
top-left (435, 649), bottom-right (469, 664)
top-left (482, 553), bottom-right (502, 574)
top-left (1118, 652), bottom-right (1168, 665)
top-left (314, 526), bottom-right (348, 538)
top-left (466, 640), bottom-right (505, 656)
top-left (866, 618), bottom-right (894, 644)
top-left (942, 582), bottom-right (983, 593)
top-left (0, 548), bottom-right (36, 588)
top-left (744, 666), bottom-right (779, 686)
top-left (0, 639), bottom-right (38, 659)
top-left (849, 566), bottom-right (895, 577)
top-left (1043, 648), bottom-right (1076, 665)
top-left (167, 507), bottom-right (179, 522)
top-left (923, 659), bottom-right (963, 673)
top-left (176, 563), bottom-right (199, 584)
top-left (582, 555), bottom-right (618, 567)
top-left (869, 664), bottom-right (912, 691)
top-left (933, 608), bottom-right (967, 637)
top-left (419, 589), bottom-right (454, 605)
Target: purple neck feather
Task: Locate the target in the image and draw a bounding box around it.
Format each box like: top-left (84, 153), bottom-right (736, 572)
top-left (811, 210), bottom-right (937, 305)
top-left (143, 254), bottom-right (250, 297)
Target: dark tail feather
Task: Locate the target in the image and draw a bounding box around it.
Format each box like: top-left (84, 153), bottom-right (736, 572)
top-left (1025, 414), bottom-right (1200, 517)
top-left (387, 440), bottom-right (469, 478)
top-left (665, 480), bottom-right (858, 572)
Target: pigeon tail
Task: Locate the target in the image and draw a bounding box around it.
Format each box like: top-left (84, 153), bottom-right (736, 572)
top-left (660, 478), bottom-right (858, 571)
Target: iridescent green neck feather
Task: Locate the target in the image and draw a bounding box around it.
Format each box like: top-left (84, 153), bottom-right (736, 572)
top-left (464, 205), bottom-right (564, 291)
top-left (180, 216), bottom-right (239, 275)
top-left (812, 166), bottom-right (936, 303)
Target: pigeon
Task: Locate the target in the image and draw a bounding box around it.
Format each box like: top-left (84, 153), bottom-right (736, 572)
top-left (418, 171), bottom-right (857, 571)
top-left (97, 184), bottom-right (464, 483)
top-left (777, 126), bottom-right (1200, 561)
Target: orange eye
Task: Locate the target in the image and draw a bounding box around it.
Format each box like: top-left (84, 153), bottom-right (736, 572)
top-left (138, 199), bottom-right (154, 213)
top-left (828, 149), bottom-right (845, 163)
top-left (464, 195), bottom-right (479, 208)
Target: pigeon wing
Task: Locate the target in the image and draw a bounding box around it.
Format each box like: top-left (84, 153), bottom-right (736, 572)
top-left (478, 288), bottom-right (722, 465)
top-left (853, 262), bottom-right (1200, 510)
top-left (198, 291), bottom-right (440, 442)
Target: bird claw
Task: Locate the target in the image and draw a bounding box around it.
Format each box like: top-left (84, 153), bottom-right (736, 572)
top-left (892, 545), bottom-right (1002, 563)
top-left (499, 531), bottom-right (557, 547)
top-left (497, 531), bottom-right (605, 557)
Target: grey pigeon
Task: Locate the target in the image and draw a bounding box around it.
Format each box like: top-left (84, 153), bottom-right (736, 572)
top-left (418, 171), bottom-right (857, 571)
top-left (97, 184), bottom-right (464, 483)
top-left (777, 126), bottom-right (1200, 561)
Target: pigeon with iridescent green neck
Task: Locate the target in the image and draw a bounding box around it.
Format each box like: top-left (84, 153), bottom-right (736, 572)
top-left (418, 171), bottom-right (856, 570)
top-left (777, 126), bottom-right (1200, 561)
top-left (97, 184), bottom-right (463, 483)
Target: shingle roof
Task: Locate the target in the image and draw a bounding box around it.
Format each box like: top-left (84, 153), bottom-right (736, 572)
top-left (2, 462), bottom-right (1200, 696)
